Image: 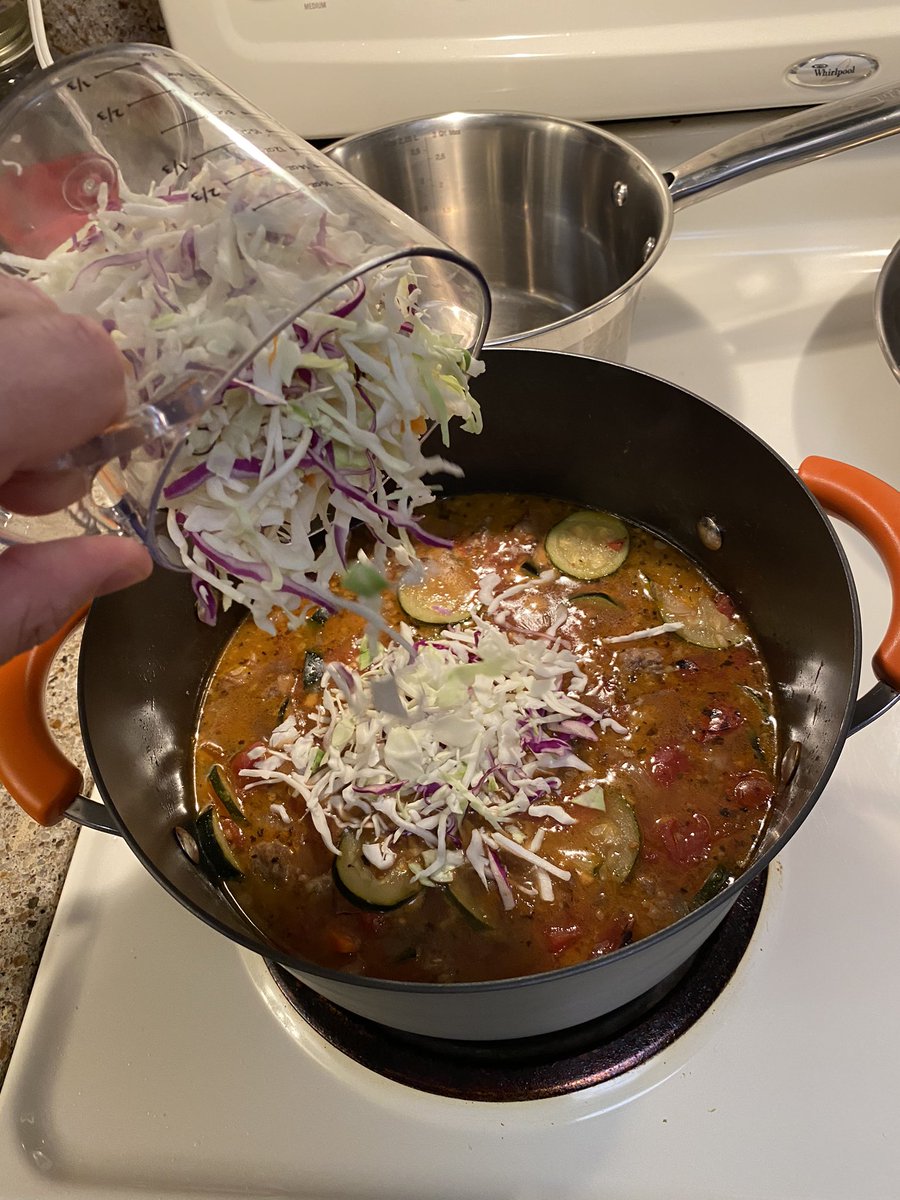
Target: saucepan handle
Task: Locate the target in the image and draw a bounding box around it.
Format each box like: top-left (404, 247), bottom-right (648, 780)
top-left (0, 607), bottom-right (119, 831)
top-left (798, 455), bottom-right (900, 732)
top-left (668, 80), bottom-right (900, 210)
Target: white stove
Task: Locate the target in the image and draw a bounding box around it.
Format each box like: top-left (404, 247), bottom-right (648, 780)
top-left (3, 118), bottom-right (900, 1198)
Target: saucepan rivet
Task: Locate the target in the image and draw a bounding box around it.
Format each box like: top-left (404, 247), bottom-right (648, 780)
top-left (697, 516), bottom-right (723, 550)
top-left (779, 741), bottom-right (802, 786)
top-left (642, 236), bottom-right (657, 261)
top-left (613, 181), bottom-right (628, 207)
top-left (174, 825), bottom-right (200, 864)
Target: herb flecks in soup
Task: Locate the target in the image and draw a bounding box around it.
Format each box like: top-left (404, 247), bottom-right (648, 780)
top-left (194, 495), bottom-right (777, 983)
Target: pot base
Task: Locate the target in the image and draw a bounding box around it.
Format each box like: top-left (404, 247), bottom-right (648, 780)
top-left (267, 871), bottom-right (766, 1102)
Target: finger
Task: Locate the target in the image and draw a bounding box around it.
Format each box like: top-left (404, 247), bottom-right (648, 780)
top-left (0, 466), bottom-right (94, 516)
top-left (0, 537), bottom-right (153, 665)
top-left (0, 275), bottom-right (58, 318)
top-left (0, 312), bottom-right (127, 483)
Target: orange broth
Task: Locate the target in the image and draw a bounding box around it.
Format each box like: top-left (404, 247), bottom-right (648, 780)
top-left (194, 494), bottom-right (777, 983)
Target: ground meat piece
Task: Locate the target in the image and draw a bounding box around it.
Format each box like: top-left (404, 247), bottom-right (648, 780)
top-left (248, 840), bottom-right (298, 886)
top-left (616, 646), bottom-right (666, 680)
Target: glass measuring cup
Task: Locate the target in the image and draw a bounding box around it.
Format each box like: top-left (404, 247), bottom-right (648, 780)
top-left (0, 44), bottom-right (490, 562)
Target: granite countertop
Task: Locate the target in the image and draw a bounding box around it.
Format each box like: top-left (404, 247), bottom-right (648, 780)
top-left (38, 0), bottom-right (169, 57)
top-left (0, 1), bottom-right (171, 1092)
top-left (0, 630), bottom-right (87, 1088)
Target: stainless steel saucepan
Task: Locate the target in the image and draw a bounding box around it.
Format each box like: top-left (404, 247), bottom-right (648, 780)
top-left (327, 86), bottom-right (900, 359)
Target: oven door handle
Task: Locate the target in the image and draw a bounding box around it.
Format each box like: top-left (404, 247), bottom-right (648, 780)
top-left (0, 607), bottom-right (119, 831)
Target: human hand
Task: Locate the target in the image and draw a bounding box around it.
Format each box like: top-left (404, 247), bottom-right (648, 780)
top-left (0, 277), bottom-right (152, 665)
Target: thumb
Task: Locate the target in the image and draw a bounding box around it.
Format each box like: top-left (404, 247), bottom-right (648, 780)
top-left (0, 537), bottom-right (153, 664)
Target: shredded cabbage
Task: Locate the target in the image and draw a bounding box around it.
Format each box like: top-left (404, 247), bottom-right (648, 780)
top-left (242, 594), bottom-right (628, 901)
top-left (0, 166), bottom-right (484, 629)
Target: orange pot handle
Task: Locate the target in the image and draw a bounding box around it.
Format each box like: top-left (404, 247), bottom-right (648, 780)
top-left (799, 456), bottom-right (900, 688)
top-left (0, 607), bottom-right (87, 826)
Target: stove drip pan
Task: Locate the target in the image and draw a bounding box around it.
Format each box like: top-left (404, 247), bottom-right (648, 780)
top-left (266, 871), bottom-right (766, 1101)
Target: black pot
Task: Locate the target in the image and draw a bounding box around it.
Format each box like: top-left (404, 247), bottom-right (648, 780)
top-left (3, 348), bottom-right (899, 1040)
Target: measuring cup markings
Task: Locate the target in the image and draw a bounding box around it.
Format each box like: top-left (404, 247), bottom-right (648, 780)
top-left (252, 190), bottom-right (304, 212)
top-left (90, 62), bottom-right (134, 79)
top-left (158, 116), bottom-right (202, 135)
top-left (125, 89), bottom-right (171, 108)
top-left (190, 142), bottom-right (236, 163)
top-left (95, 104), bottom-right (125, 127)
top-left (221, 165), bottom-right (264, 186)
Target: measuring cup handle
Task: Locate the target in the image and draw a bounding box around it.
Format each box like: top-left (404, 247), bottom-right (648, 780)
top-left (0, 375), bottom-right (210, 550)
top-left (667, 80), bottom-right (900, 209)
top-left (0, 606), bottom-right (116, 830)
top-left (799, 455), bottom-right (900, 729)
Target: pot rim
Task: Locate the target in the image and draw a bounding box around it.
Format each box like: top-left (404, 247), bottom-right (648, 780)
top-left (875, 235), bottom-right (900, 385)
top-left (78, 350), bottom-right (863, 999)
top-left (326, 110), bottom-right (676, 346)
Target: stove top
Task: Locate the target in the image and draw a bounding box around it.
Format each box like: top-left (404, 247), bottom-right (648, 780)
top-left (267, 873), bottom-right (766, 1102)
top-left (3, 117), bottom-right (900, 1199)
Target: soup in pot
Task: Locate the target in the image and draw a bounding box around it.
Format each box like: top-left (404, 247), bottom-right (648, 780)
top-left (193, 494), bottom-right (778, 983)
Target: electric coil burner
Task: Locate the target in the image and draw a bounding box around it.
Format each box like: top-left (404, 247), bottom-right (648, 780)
top-left (268, 873), bottom-right (766, 1101)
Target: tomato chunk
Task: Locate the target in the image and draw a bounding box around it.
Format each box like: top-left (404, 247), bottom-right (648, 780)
top-left (731, 769), bottom-right (774, 810)
top-left (713, 592), bottom-right (738, 619)
top-left (358, 911), bottom-right (387, 935)
top-left (591, 914), bottom-right (635, 956)
top-left (658, 812), bottom-right (712, 865)
top-left (546, 925), bottom-right (581, 955)
top-left (219, 814), bottom-right (247, 850)
top-left (650, 744), bottom-right (690, 786)
top-left (326, 918), bottom-right (363, 956)
top-left (230, 741), bottom-right (267, 775)
top-left (694, 704), bottom-right (745, 743)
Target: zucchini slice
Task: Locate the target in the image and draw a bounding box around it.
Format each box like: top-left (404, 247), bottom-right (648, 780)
top-left (545, 511), bottom-right (630, 580)
top-left (648, 579), bottom-right (742, 650)
top-left (195, 806), bottom-right (243, 880)
top-left (567, 590), bottom-right (620, 609)
top-left (397, 555), bottom-right (477, 625)
top-left (447, 868), bottom-right (496, 929)
top-left (207, 764), bottom-right (246, 823)
top-left (587, 792), bottom-right (641, 884)
top-left (691, 864), bottom-right (733, 909)
top-left (333, 830), bottom-right (422, 910)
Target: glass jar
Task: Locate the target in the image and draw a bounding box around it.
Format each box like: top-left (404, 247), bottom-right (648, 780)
top-left (0, 0), bottom-right (37, 96)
